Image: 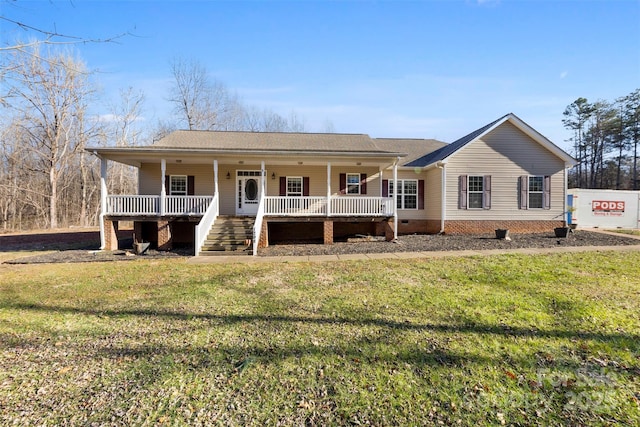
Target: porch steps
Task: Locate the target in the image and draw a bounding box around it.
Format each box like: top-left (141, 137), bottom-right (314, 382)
top-left (199, 216), bottom-right (254, 255)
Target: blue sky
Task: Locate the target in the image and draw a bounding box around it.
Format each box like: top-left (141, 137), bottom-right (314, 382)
top-left (2, 0), bottom-right (639, 150)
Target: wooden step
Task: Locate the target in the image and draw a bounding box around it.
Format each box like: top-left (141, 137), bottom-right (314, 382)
top-left (199, 216), bottom-right (254, 255)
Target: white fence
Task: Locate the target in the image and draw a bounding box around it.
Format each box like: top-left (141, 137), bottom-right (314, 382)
top-left (106, 195), bottom-right (160, 215)
top-left (263, 196), bottom-right (393, 217)
top-left (106, 195), bottom-right (213, 216)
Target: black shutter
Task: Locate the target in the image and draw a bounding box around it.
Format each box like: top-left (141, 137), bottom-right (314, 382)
top-left (187, 176), bottom-right (195, 195)
top-left (382, 179), bottom-right (389, 197)
top-left (339, 173), bottom-right (346, 194)
top-left (279, 177), bottom-right (286, 196)
top-left (164, 175), bottom-right (170, 195)
top-left (418, 180), bottom-right (425, 210)
top-left (303, 177), bottom-right (310, 196)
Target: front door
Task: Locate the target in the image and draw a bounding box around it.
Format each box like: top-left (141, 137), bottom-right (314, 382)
top-left (236, 170), bottom-right (262, 215)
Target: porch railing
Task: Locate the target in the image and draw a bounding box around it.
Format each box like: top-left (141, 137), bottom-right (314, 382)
top-left (106, 195), bottom-right (214, 216)
top-left (106, 195), bottom-right (160, 215)
top-left (264, 196), bottom-right (327, 216)
top-left (165, 196), bottom-right (213, 215)
top-left (263, 196), bottom-right (393, 217)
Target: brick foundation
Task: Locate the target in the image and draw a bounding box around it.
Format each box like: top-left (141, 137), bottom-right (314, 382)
top-left (323, 220), bottom-right (334, 245)
top-left (104, 218), bottom-right (119, 250)
top-left (258, 220), bottom-right (269, 248)
top-left (157, 220), bottom-right (172, 251)
top-left (384, 220), bottom-right (395, 241)
top-left (443, 220), bottom-right (565, 234)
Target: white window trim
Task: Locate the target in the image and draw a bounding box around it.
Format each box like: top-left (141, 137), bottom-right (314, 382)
top-left (467, 175), bottom-right (484, 210)
top-left (528, 175), bottom-right (544, 209)
top-left (389, 179), bottom-right (418, 210)
top-left (286, 176), bottom-right (303, 197)
top-left (170, 175), bottom-right (187, 196)
top-left (346, 173), bottom-right (361, 195)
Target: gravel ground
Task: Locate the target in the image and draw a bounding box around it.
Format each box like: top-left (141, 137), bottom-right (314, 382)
top-left (3, 229), bottom-right (638, 264)
top-left (260, 230), bottom-right (640, 257)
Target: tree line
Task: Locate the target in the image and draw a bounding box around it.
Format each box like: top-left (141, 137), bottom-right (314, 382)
top-left (0, 47), bottom-right (326, 231)
top-left (563, 89), bottom-right (640, 190)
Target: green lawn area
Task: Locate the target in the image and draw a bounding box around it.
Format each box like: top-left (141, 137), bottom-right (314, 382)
top-left (1, 252), bottom-right (639, 425)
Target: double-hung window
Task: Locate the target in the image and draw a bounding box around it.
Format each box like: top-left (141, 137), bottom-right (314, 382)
top-left (346, 173), bottom-right (361, 195)
top-left (467, 176), bottom-right (484, 209)
top-left (528, 176), bottom-right (544, 209)
top-left (287, 177), bottom-right (303, 197)
top-left (389, 179), bottom-right (418, 210)
top-left (170, 175), bottom-right (187, 195)
top-left (458, 175), bottom-right (491, 209)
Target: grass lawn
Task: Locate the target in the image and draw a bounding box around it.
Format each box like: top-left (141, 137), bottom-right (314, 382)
top-left (1, 252), bottom-right (639, 425)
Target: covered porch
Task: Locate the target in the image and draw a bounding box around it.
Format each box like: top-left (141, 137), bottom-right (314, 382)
top-left (92, 147), bottom-right (404, 256)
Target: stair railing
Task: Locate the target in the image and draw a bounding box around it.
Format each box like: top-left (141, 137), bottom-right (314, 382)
top-left (195, 193), bottom-right (219, 256)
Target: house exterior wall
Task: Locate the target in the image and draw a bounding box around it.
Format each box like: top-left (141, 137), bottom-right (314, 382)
top-left (380, 169), bottom-right (429, 221)
top-left (424, 167), bottom-right (442, 221)
top-left (445, 122), bottom-right (566, 222)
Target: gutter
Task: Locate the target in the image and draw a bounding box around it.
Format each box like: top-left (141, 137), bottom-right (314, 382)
top-left (437, 161), bottom-right (447, 234)
top-left (86, 146), bottom-right (408, 159)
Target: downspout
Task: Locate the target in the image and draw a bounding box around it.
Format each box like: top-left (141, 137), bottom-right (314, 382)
top-left (437, 161), bottom-right (447, 234)
top-left (563, 165), bottom-right (568, 226)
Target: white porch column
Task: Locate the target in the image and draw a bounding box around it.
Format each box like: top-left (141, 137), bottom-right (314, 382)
top-left (99, 156), bottom-right (108, 249)
top-left (326, 162), bottom-right (331, 217)
top-left (213, 160), bottom-right (219, 195)
top-left (393, 159), bottom-right (398, 239)
top-left (160, 158), bottom-right (166, 216)
top-left (261, 160), bottom-right (266, 196)
top-left (214, 159), bottom-right (219, 212)
top-left (379, 167), bottom-right (383, 196)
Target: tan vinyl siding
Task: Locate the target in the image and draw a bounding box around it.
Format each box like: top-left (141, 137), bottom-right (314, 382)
top-left (424, 167), bottom-right (442, 220)
top-left (381, 169), bottom-right (429, 220)
top-left (138, 163), bottom-right (215, 195)
top-left (445, 121), bottom-right (565, 220)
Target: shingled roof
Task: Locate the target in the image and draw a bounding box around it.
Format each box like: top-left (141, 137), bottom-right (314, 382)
top-left (374, 138), bottom-right (447, 165)
top-left (153, 130), bottom-right (396, 155)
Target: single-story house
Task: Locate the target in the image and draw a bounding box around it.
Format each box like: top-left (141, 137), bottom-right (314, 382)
top-left (88, 113), bottom-right (576, 255)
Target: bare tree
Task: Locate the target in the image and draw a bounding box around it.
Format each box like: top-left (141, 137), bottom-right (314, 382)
top-left (2, 47), bottom-right (97, 228)
top-left (168, 57), bottom-right (238, 130)
top-left (107, 87), bottom-right (145, 194)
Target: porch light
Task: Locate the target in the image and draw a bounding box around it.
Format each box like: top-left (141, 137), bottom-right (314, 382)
top-left (271, 172), bottom-right (276, 180)
top-left (226, 172), bottom-right (231, 179)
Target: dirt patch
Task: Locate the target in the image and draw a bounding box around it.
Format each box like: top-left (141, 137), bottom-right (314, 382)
top-left (0, 227), bottom-right (186, 264)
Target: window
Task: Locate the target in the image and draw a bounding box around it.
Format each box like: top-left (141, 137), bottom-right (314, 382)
top-left (528, 176), bottom-right (544, 209)
top-left (287, 177), bottom-right (303, 197)
top-left (346, 173), bottom-right (361, 194)
top-left (170, 175), bottom-right (187, 195)
top-left (468, 176), bottom-right (484, 209)
top-left (389, 179), bottom-right (418, 210)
